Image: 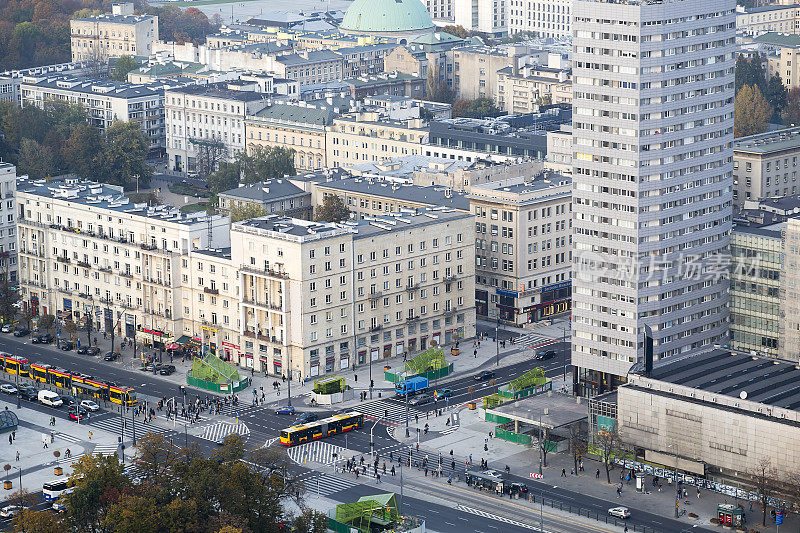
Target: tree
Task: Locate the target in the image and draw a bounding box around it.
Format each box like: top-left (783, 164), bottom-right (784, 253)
top-left (18, 138), bottom-right (56, 180)
top-left (111, 55), bottom-right (139, 82)
top-left (452, 97), bottom-right (502, 118)
top-left (236, 146), bottom-right (296, 185)
top-left (38, 314), bottom-right (54, 335)
top-left (765, 73), bottom-right (788, 117)
top-left (735, 55), bottom-right (766, 94)
top-left (293, 508), bottom-right (329, 533)
top-left (440, 25), bottom-right (468, 39)
top-left (12, 507), bottom-right (66, 533)
top-left (230, 203), bottom-right (268, 223)
top-left (751, 458), bottom-right (778, 527)
top-left (207, 162), bottom-right (241, 195)
top-left (314, 195), bottom-right (350, 223)
top-left (783, 87), bottom-right (800, 125)
top-left (101, 120), bottom-right (153, 189)
top-left (568, 425), bottom-right (588, 477)
top-left (63, 319), bottom-right (77, 341)
top-left (63, 124), bottom-right (104, 179)
top-left (734, 84), bottom-right (771, 138)
top-left (426, 63), bottom-right (455, 104)
top-left (62, 454), bottom-right (130, 533)
top-left (0, 280), bottom-right (19, 325)
top-left (594, 426), bottom-right (623, 484)
top-left (192, 138), bottom-right (228, 179)
top-left (19, 308), bottom-right (33, 331)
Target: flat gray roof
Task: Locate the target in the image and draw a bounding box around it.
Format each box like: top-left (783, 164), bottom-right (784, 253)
top-left (316, 178), bottom-right (469, 210)
top-left (733, 127), bottom-right (800, 154)
top-left (219, 179), bottom-right (308, 203)
top-left (486, 392), bottom-right (589, 430)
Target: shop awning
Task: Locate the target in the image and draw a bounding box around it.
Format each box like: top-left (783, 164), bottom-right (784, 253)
top-left (166, 343), bottom-right (179, 350)
top-left (176, 335), bottom-right (191, 345)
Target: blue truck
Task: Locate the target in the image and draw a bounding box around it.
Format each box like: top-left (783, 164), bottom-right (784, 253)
top-left (395, 376), bottom-right (429, 396)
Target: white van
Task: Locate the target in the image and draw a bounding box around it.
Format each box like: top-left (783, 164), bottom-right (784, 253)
top-left (38, 390), bottom-right (63, 407)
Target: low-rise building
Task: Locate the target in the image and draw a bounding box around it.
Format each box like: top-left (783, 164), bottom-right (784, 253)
top-left (244, 102), bottom-right (339, 171)
top-left (732, 127), bottom-right (800, 210)
top-left (0, 62), bottom-right (96, 105)
top-left (326, 112), bottom-right (429, 168)
top-left (413, 158), bottom-right (543, 191)
top-left (545, 125), bottom-right (572, 172)
top-left (753, 32), bottom-right (800, 89)
top-left (230, 209), bottom-right (475, 376)
top-left (466, 173), bottom-right (571, 325)
top-left (70, 2), bottom-right (158, 61)
top-left (449, 46), bottom-right (515, 100)
top-left (15, 178), bottom-right (229, 350)
top-left (737, 4), bottom-right (800, 37)
top-left (20, 76), bottom-right (167, 152)
top-left (730, 222), bottom-right (783, 357)
top-left (165, 83), bottom-right (270, 173)
top-left (337, 43), bottom-right (397, 79)
top-left (496, 65), bottom-right (572, 114)
top-left (218, 180), bottom-right (312, 220)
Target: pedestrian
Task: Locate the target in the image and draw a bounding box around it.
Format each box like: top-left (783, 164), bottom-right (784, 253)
top-left (376, 473), bottom-right (381, 483)
top-left (596, 468), bottom-right (600, 479)
top-left (391, 465), bottom-right (396, 476)
top-left (697, 488), bottom-right (701, 499)
top-left (579, 461), bottom-right (584, 472)
top-left (474, 349), bottom-right (477, 358)
top-left (15, 451), bottom-right (18, 461)
top-left (561, 468), bottom-right (566, 477)
top-left (11, 431), bottom-right (14, 441)
top-left (88, 430), bottom-right (93, 440)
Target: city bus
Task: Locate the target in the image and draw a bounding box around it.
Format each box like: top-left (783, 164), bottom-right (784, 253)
top-left (466, 471), bottom-right (505, 494)
top-left (42, 480), bottom-right (71, 502)
top-left (279, 412), bottom-right (363, 446)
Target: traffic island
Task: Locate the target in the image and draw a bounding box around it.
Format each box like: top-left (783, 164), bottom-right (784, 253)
top-left (384, 347), bottom-right (453, 383)
top-left (310, 376), bottom-right (354, 405)
top-left (186, 355), bottom-right (249, 394)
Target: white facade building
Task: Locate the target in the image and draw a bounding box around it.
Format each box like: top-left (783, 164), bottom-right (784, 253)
top-left (454, 0), bottom-right (508, 37)
top-left (571, 0), bottom-right (735, 396)
top-left (508, 0), bottom-right (572, 39)
top-left (70, 2), bottom-right (158, 61)
top-left (0, 164), bottom-right (18, 282)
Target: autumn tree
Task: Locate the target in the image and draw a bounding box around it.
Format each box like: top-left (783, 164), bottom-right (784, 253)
top-left (111, 55), bottom-right (139, 82)
top-left (63, 124), bottom-right (104, 179)
top-left (18, 138), bottom-right (56, 180)
top-left (734, 84), bottom-right (771, 138)
top-left (63, 319), bottom-right (77, 341)
top-left (568, 425), bottom-right (589, 477)
top-left (426, 63), bottom-right (455, 103)
top-left (765, 73), bottom-right (788, 117)
top-left (230, 203), bottom-right (268, 223)
top-left (314, 195), bottom-right (350, 223)
top-left (0, 280), bottom-right (19, 325)
top-left (237, 146), bottom-right (296, 184)
top-left (452, 97), bottom-right (502, 118)
top-left (440, 25), bottom-right (469, 39)
top-left (595, 426), bottom-right (623, 484)
top-left (38, 314), bottom-right (55, 334)
top-left (294, 508), bottom-right (329, 533)
top-left (63, 454), bottom-right (131, 532)
top-left (192, 138), bottom-right (229, 179)
top-left (735, 55), bottom-right (767, 94)
top-left (101, 120), bottom-right (153, 189)
top-left (782, 87), bottom-right (800, 125)
top-left (207, 162), bottom-right (241, 195)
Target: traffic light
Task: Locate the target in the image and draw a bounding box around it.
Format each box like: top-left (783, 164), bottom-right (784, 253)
top-left (370, 379), bottom-right (374, 389)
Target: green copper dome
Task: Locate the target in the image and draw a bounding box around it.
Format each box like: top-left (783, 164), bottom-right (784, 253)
top-left (340, 0), bottom-right (434, 35)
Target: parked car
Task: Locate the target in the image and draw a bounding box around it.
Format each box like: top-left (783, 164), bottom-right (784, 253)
top-left (159, 365), bottom-right (176, 376)
top-left (80, 400), bottom-right (99, 412)
top-left (12, 328), bottom-right (29, 337)
top-left (51, 502), bottom-right (67, 514)
top-left (275, 405), bottom-right (296, 415)
top-left (0, 384), bottom-right (17, 395)
top-left (18, 386), bottom-right (37, 402)
top-left (103, 352), bottom-right (120, 361)
top-left (59, 341), bottom-right (74, 351)
top-left (0, 324), bottom-right (12, 334)
top-left (60, 394), bottom-right (78, 407)
top-left (409, 393), bottom-right (434, 406)
top-left (474, 370), bottom-right (496, 382)
top-left (37, 390), bottom-right (63, 407)
top-left (434, 388), bottom-right (453, 399)
top-left (508, 482), bottom-right (528, 495)
top-left (68, 405), bottom-right (88, 421)
top-left (536, 350), bottom-right (556, 360)
top-left (86, 347), bottom-right (100, 356)
top-left (0, 505), bottom-right (25, 518)
top-left (32, 333), bottom-right (53, 344)
top-left (608, 507), bottom-right (631, 519)
top-left (296, 412), bottom-right (318, 424)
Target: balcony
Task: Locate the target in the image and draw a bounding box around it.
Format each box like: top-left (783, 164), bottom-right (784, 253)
top-left (444, 275), bottom-right (457, 282)
top-left (119, 271), bottom-right (133, 279)
top-left (240, 265), bottom-right (289, 279)
top-left (406, 283), bottom-right (420, 291)
top-left (99, 298), bottom-right (113, 305)
top-left (56, 256), bottom-right (70, 264)
top-left (203, 287), bottom-right (219, 295)
top-left (370, 325), bottom-right (382, 332)
top-left (368, 291), bottom-right (382, 300)
top-left (77, 261), bottom-right (91, 268)
top-left (406, 315), bottom-right (420, 323)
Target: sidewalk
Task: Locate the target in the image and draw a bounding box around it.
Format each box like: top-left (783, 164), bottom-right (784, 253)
top-left (393, 402), bottom-right (786, 532)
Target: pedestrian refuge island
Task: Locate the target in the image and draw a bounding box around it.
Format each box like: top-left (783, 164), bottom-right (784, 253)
top-left (483, 368), bottom-right (552, 410)
top-left (327, 493), bottom-right (426, 533)
top-left (186, 354), bottom-right (249, 394)
top-left (384, 348), bottom-right (453, 384)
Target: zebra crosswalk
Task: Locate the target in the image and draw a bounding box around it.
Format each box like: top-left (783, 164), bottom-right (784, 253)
top-left (93, 443), bottom-right (121, 456)
top-left (439, 424), bottom-right (460, 436)
top-left (55, 433), bottom-right (81, 444)
top-left (514, 332), bottom-right (557, 350)
top-left (288, 440), bottom-right (347, 466)
top-left (85, 416), bottom-right (173, 438)
top-left (199, 422), bottom-right (250, 442)
top-left (456, 505), bottom-right (539, 530)
top-left (355, 399), bottom-right (424, 423)
top-left (302, 473), bottom-right (359, 497)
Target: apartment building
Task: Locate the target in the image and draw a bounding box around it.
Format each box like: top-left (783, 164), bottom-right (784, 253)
top-left (271, 51), bottom-right (344, 88)
top-left (453, 0), bottom-right (507, 37)
top-left (508, 0), bottom-right (572, 38)
top-left (70, 2), bottom-right (158, 61)
top-left (733, 127), bottom-right (800, 211)
top-left (165, 83), bottom-right (269, 173)
top-left (15, 178), bottom-right (229, 349)
top-left (737, 4), bottom-right (800, 37)
top-left (337, 44), bottom-right (397, 79)
top-left (184, 248), bottom-right (242, 362)
top-left (450, 46), bottom-right (515, 100)
top-left (0, 164), bottom-right (18, 282)
top-left (571, 0), bottom-right (735, 396)
top-left (419, 0), bottom-right (455, 24)
top-left (755, 32), bottom-right (800, 89)
top-left (218, 180), bottom-right (313, 220)
top-left (20, 76), bottom-right (167, 151)
top-left (0, 62), bottom-right (96, 105)
top-left (326, 112), bottom-right (429, 168)
top-left (229, 210), bottom-right (475, 377)
top-left (244, 103), bottom-right (337, 171)
top-left (730, 222), bottom-right (782, 357)
top-left (467, 173), bottom-right (571, 325)
top-left (496, 65), bottom-right (572, 114)
top-left (310, 176), bottom-right (469, 218)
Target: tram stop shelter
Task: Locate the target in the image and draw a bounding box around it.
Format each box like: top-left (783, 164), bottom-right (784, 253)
top-left (328, 493), bottom-right (426, 533)
top-left (485, 391), bottom-right (587, 449)
top-left (0, 410), bottom-right (18, 433)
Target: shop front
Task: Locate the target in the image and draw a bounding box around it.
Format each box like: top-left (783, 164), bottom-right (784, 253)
top-left (476, 289), bottom-right (489, 317)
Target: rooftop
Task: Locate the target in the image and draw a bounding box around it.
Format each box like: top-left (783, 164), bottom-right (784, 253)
top-left (73, 13), bottom-right (155, 24)
top-left (486, 391), bottom-right (589, 430)
top-left (316, 177), bottom-right (469, 210)
top-left (347, 208), bottom-right (471, 239)
top-left (246, 103), bottom-right (337, 126)
top-left (166, 82), bottom-right (268, 102)
top-left (193, 247), bottom-right (233, 260)
top-left (752, 32), bottom-right (800, 48)
top-left (732, 221), bottom-right (785, 239)
top-left (219, 179), bottom-right (308, 203)
top-left (21, 76), bottom-right (168, 99)
top-left (347, 155), bottom-right (472, 179)
top-left (468, 172), bottom-right (571, 197)
top-left (276, 50), bottom-right (342, 66)
top-left (740, 3), bottom-right (800, 13)
top-left (733, 127), bottom-right (800, 154)
top-left (17, 178), bottom-right (223, 227)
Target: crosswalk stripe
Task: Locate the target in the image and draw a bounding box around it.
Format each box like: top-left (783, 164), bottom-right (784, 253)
top-left (354, 398), bottom-right (428, 423)
top-left (439, 425), bottom-right (460, 435)
top-left (93, 444), bottom-right (120, 456)
top-left (456, 505), bottom-right (540, 530)
top-left (85, 417), bottom-right (172, 437)
top-left (200, 422), bottom-right (250, 442)
top-left (54, 433), bottom-right (81, 443)
top-left (303, 474), bottom-right (358, 497)
top-left (288, 441), bottom-right (347, 466)
top-left (514, 332), bottom-right (556, 350)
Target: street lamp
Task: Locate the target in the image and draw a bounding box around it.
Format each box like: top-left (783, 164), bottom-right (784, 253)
top-left (668, 443), bottom-right (679, 518)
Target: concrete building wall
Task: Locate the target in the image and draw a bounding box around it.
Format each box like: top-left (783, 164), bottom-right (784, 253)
top-left (450, 48), bottom-right (515, 100)
top-left (733, 128), bottom-right (800, 210)
top-left (508, 0), bottom-right (572, 39)
top-left (70, 15), bottom-right (158, 61)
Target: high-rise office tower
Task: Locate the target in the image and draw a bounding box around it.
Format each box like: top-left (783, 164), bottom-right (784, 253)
top-left (571, 0), bottom-right (735, 396)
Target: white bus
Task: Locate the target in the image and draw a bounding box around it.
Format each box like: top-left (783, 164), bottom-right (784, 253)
top-left (42, 480), bottom-right (71, 502)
